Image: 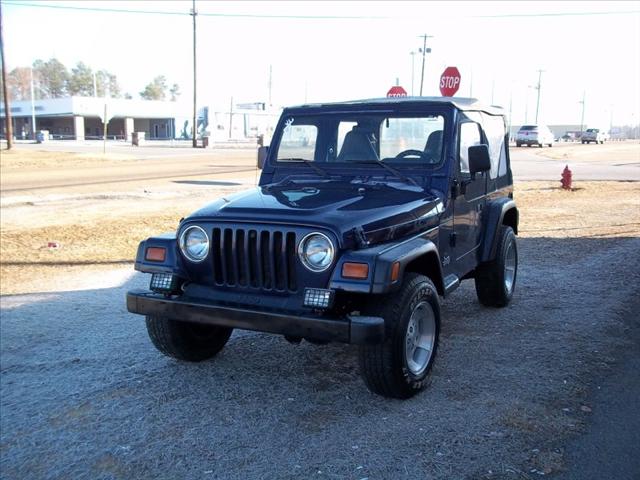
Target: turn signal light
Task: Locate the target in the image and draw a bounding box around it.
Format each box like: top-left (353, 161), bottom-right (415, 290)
top-left (145, 247), bottom-right (166, 262)
top-left (390, 262), bottom-right (400, 282)
top-left (342, 262), bottom-right (369, 279)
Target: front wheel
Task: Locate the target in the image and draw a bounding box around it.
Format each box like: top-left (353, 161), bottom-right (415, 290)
top-left (359, 273), bottom-right (440, 399)
top-left (145, 316), bottom-right (233, 362)
top-left (475, 226), bottom-right (518, 307)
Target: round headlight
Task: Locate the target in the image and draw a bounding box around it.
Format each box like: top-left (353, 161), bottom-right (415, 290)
top-left (179, 226), bottom-right (209, 262)
top-left (298, 232), bottom-right (334, 272)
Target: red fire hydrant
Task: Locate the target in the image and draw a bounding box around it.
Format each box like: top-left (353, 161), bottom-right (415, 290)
top-left (561, 165), bottom-right (572, 190)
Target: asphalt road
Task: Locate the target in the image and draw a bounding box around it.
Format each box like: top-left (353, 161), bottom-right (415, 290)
top-left (2, 141), bottom-right (638, 195)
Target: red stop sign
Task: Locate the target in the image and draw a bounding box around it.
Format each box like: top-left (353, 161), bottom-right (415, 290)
top-left (439, 67), bottom-right (461, 97)
top-left (386, 85), bottom-right (408, 97)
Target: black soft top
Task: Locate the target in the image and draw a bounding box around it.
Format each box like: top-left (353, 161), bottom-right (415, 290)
top-left (287, 96), bottom-right (505, 117)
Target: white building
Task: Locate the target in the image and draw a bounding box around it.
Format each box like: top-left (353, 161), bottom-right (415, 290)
top-left (0, 96), bottom-right (191, 141)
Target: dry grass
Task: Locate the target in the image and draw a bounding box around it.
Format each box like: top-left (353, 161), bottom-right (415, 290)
top-left (1, 148), bottom-right (136, 170)
top-left (1, 179), bottom-right (639, 295)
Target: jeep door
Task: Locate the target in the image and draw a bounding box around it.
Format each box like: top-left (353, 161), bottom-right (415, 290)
top-left (452, 120), bottom-right (487, 276)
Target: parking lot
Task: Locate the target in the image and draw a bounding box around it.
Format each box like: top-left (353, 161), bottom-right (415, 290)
top-left (1, 141), bottom-right (639, 479)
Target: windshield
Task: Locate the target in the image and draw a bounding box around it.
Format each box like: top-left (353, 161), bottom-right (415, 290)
top-left (519, 125), bottom-right (538, 131)
top-left (274, 112), bottom-right (446, 166)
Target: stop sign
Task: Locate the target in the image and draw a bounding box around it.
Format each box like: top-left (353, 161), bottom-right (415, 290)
top-left (386, 85), bottom-right (408, 97)
top-left (439, 67), bottom-right (461, 97)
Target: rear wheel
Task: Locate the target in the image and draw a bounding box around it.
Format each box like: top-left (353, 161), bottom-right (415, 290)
top-left (475, 226), bottom-right (518, 307)
top-left (516, 142), bottom-right (522, 147)
top-left (145, 316), bottom-right (233, 362)
top-left (359, 273), bottom-right (440, 399)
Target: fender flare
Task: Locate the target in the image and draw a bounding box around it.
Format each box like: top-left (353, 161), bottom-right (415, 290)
top-left (479, 199), bottom-right (519, 262)
top-left (371, 234), bottom-right (444, 295)
top-left (328, 231), bottom-right (444, 295)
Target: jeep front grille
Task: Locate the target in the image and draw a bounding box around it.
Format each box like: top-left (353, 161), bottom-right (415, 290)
top-left (211, 227), bottom-right (298, 292)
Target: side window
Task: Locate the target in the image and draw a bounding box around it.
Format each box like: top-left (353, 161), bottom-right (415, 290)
top-left (481, 113), bottom-right (507, 178)
top-left (337, 121), bottom-right (358, 153)
top-left (459, 122), bottom-right (482, 174)
top-left (276, 119), bottom-right (318, 161)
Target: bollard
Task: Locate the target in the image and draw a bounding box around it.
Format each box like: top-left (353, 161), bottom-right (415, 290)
top-left (561, 165), bottom-right (572, 190)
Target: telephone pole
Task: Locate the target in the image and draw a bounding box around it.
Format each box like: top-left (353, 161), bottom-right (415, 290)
top-left (0, 1), bottom-right (13, 149)
top-left (191, 0), bottom-right (198, 148)
top-left (579, 91), bottom-right (586, 137)
top-left (418, 34), bottom-right (433, 96)
top-left (534, 69), bottom-right (544, 124)
top-left (409, 51), bottom-right (416, 96)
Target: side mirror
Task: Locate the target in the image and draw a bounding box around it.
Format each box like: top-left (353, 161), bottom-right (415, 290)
top-left (468, 144), bottom-right (491, 176)
top-left (257, 146), bottom-right (269, 169)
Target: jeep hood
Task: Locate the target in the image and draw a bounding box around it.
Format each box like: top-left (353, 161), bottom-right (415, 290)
top-left (186, 179), bottom-right (444, 247)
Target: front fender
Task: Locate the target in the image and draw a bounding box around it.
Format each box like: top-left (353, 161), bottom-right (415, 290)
top-left (479, 199), bottom-right (519, 262)
top-left (134, 232), bottom-right (189, 278)
top-left (329, 228), bottom-right (443, 295)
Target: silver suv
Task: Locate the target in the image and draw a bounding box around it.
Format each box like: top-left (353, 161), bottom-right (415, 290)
top-left (581, 128), bottom-right (609, 144)
top-left (515, 124), bottom-right (554, 148)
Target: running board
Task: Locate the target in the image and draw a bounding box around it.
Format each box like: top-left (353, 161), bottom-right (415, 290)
top-left (444, 274), bottom-right (460, 295)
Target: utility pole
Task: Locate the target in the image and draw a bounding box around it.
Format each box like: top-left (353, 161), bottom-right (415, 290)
top-left (409, 51), bottom-right (416, 96)
top-left (418, 34), bottom-right (433, 96)
top-left (30, 67), bottom-right (36, 139)
top-left (268, 64), bottom-right (272, 106)
top-left (579, 91), bottom-right (586, 137)
top-left (191, 0), bottom-right (198, 148)
top-left (0, 1), bottom-right (13, 149)
top-left (534, 69), bottom-right (544, 124)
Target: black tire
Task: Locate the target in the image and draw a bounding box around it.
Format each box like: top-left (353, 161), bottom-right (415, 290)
top-left (475, 225), bottom-right (518, 307)
top-left (145, 316), bottom-right (233, 362)
top-left (358, 273), bottom-right (440, 399)
top-left (516, 142), bottom-right (522, 147)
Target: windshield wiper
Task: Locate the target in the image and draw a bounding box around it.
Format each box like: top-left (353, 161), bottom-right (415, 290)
top-left (280, 158), bottom-right (330, 178)
top-left (352, 160), bottom-right (419, 188)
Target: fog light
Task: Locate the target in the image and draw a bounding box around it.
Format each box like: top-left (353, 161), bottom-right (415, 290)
top-left (303, 288), bottom-right (334, 309)
top-left (150, 273), bottom-right (181, 293)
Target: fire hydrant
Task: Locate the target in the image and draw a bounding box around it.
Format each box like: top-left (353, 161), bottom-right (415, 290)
top-left (561, 165), bottom-right (572, 190)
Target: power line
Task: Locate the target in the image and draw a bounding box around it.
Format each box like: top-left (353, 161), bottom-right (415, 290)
top-left (1, 2), bottom-right (391, 19)
top-left (3, 2), bottom-right (638, 19)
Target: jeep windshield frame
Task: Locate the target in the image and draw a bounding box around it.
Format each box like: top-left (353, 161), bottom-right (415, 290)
top-left (268, 107), bottom-right (450, 173)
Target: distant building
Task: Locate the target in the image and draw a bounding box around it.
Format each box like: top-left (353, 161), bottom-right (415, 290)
top-left (0, 96), bottom-right (190, 141)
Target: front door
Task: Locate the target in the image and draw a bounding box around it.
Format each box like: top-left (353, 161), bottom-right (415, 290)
top-left (452, 121), bottom-right (487, 276)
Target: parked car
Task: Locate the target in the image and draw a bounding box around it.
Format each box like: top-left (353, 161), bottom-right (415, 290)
top-left (515, 124), bottom-right (554, 147)
top-left (561, 131), bottom-right (579, 142)
top-left (126, 97), bottom-right (519, 399)
top-left (581, 128), bottom-right (609, 144)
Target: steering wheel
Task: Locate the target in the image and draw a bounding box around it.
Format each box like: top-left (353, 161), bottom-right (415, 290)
top-left (395, 149), bottom-right (424, 160)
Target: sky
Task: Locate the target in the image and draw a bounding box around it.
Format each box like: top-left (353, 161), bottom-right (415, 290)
top-left (2, 0), bottom-right (640, 127)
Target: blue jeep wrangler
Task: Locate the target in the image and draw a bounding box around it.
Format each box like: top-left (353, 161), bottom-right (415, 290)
top-left (127, 97), bottom-right (519, 399)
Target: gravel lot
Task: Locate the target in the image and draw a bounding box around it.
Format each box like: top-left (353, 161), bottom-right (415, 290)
top-left (1, 146), bottom-right (639, 479)
top-left (1, 235), bottom-right (639, 479)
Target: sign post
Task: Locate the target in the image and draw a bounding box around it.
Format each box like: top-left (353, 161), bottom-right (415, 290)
top-left (99, 94), bottom-right (114, 154)
top-left (386, 85), bottom-right (408, 98)
top-left (439, 67), bottom-right (461, 97)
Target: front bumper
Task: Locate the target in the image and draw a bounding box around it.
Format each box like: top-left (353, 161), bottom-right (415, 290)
top-left (126, 290), bottom-right (385, 345)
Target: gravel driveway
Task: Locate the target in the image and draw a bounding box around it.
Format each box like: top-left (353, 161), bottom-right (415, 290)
top-left (1, 236), bottom-right (639, 479)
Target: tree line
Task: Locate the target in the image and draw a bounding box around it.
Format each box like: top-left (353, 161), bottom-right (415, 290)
top-left (1, 57), bottom-right (180, 102)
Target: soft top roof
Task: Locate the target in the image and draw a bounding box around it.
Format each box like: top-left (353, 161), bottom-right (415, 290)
top-left (286, 96), bottom-right (505, 116)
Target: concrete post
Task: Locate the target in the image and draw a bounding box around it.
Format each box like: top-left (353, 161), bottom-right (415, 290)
top-left (124, 117), bottom-right (134, 142)
top-left (73, 115), bottom-right (85, 141)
